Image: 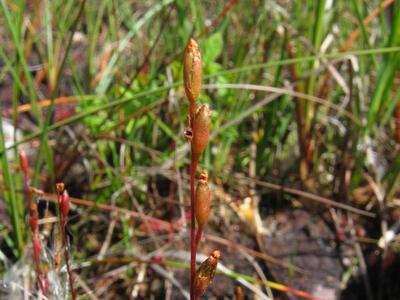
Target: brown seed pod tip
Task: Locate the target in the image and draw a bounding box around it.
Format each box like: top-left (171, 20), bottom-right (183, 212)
top-left (186, 38), bottom-right (200, 57)
top-left (210, 250), bottom-right (220, 260)
top-left (197, 104), bottom-right (211, 117)
top-left (56, 183), bottom-right (65, 193)
top-left (198, 169), bottom-right (208, 182)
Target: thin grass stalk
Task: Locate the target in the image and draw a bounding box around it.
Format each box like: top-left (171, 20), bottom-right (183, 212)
top-left (367, 3), bottom-right (400, 130)
top-left (285, 38), bottom-right (309, 182)
top-left (0, 114), bottom-right (23, 256)
top-left (396, 103), bottom-right (400, 143)
top-left (305, 0), bottom-right (326, 125)
top-left (1, 46), bottom-right (399, 157)
top-left (350, 0), bottom-right (378, 68)
top-left (32, 0), bottom-right (87, 186)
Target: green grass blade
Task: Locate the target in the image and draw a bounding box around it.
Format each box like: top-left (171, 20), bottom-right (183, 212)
top-left (0, 114), bottom-right (23, 256)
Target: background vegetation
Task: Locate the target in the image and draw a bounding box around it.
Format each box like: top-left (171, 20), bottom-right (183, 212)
top-left (0, 0), bottom-right (399, 299)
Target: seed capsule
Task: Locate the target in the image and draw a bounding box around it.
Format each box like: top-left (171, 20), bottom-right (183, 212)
top-left (183, 38), bottom-right (202, 103)
top-left (193, 250), bottom-right (220, 299)
top-left (192, 104), bottom-right (211, 160)
top-left (61, 190), bottom-right (70, 220)
top-left (19, 150), bottom-right (29, 176)
top-left (195, 170), bottom-right (211, 227)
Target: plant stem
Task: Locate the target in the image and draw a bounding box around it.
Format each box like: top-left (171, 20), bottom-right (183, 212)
top-left (195, 224), bottom-right (203, 248)
top-left (57, 190), bottom-right (76, 300)
top-left (23, 175), bottom-right (45, 294)
top-left (61, 217), bottom-right (76, 300)
top-left (190, 154), bottom-right (198, 299)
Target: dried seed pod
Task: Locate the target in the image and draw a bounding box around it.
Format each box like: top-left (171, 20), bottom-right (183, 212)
top-left (195, 170), bottom-right (211, 227)
top-left (192, 104), bottom-right (211, 160)
top-left (193, 250), bottom-right (220, 299)
top-left (19, 150), bottom-right (29, 176)
top-left (183, 38), bottom-right (202, 103)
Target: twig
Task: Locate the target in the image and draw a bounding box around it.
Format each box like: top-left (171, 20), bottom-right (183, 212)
top-left (151, 264), bottom-right (190, 300)
top-left (74, 273), bottom-right (99, 300)
top-left (204, 234), bottom-right (307, 275)
top-left (237, 175), bottom-right (375, 218)
top-left (347, 212), bottom-right (373, 300)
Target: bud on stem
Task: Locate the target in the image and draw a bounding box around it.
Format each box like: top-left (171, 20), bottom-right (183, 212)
top-left (61, 190), bottom-right (70, 222)
top-left (183, 38), bottom-right (202, 105)
top-left (192, 104), bottom-right (211, 161)
top-left (193, 250), bottom-right (220, 299)
top-left (19, 150), bottom-right (29, 176)
top-left (195, 170), bottom-right (211, 227)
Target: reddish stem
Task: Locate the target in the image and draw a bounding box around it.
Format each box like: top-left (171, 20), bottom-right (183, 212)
top-left (57, 190), bottom-right (76, 300)
top-left (21, 160), bottom-right (47, 296)
top-left (189, 102), bottom-right (196, 128)
top-left (61, 217), bottom-right (76, 300)
top-left (190, 154), bottom-right (198, 299)
top-left (195, 224), bottom-right (203, 248)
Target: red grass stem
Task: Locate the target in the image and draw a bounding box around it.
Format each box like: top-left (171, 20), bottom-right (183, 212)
top-left (195, 225), bottom-right (203, 249)
top-left (20, 150), bottom-right (48, 295)
top-left (190, 155), bottom-right (199, 299)
top-left (56, 185), bottom-right (76, 300)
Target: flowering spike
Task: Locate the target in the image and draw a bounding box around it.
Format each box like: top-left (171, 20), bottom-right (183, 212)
top-left (195, 170), bottom-right (211, 227)
top-left (193, 250), bottom-right (220, 299)
top-left (183, 38), bottom-right (202, 104)
top-left (192, 104), bottom-right (211, 160)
